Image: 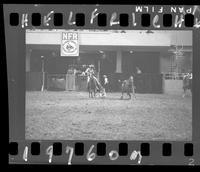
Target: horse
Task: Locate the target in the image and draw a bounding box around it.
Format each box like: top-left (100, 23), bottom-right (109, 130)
top-left (87, 75), bottom-right (107, 98)
top-left (87, 75), bottom-right (97, 98)
top-left (120, 76), bottom-right (136, 100)
top-left (182, 74), bottom-right (192, 97)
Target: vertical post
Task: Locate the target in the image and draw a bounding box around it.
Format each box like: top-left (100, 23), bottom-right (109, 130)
top-left (116, 50), bottom-right (122, 73)
top-left (41, 56), bottom-right (45, 92)
top-left (66, 74), bottom-right (68, 91)
top-left (98, 59), bottom-right (100, 81)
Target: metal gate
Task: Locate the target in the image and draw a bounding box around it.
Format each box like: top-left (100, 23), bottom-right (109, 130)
top-left (47, 74), bottom-right (66, 91)
top-left (47, 74), bottom-right (76, 91)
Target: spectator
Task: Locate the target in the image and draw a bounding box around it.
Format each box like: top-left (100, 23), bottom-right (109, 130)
top-left (103, 75), bottom-right (109, 92)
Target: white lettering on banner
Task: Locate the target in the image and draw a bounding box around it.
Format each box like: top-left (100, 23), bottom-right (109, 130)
top-left (61, 32), bottom-right (79, 56)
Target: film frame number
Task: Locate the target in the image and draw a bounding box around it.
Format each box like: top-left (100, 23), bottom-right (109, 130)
top-left (188, 158), bottom-right (195, 166)
top-left (21, 144), bottom-right (142, 164)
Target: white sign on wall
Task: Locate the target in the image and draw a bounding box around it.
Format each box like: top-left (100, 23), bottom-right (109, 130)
top-left (61, 32), bottom-right (79, 56)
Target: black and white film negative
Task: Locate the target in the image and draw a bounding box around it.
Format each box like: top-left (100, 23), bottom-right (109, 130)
top-left (3, 3), bottom-right (200, 165)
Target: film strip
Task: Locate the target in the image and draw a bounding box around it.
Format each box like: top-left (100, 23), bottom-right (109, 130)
top-left (8, 6), bottom-right (200, 28)
top-left (4, 4), bottom-right (200, 165)
top-left (9, 141), bottom-right (199, 165)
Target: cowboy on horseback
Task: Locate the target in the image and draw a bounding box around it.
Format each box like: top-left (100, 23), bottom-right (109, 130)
top-left (85, 64), bottom-right (101, 90)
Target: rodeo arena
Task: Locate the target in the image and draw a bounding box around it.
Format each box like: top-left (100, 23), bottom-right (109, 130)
top-left (25, 30), bottom-right (192, 140)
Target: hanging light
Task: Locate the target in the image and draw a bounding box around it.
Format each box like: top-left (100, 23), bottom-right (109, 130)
top-left (99, 50), bottom-right (104, 54)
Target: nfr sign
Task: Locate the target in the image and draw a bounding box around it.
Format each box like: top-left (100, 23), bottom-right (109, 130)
top-left (61, 32), bottom-right (79, 56)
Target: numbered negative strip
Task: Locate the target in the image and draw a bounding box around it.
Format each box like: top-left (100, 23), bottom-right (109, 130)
top-left (4, 4), bottom-right (200, 165)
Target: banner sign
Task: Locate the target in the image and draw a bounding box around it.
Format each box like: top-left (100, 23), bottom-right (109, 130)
top-left (61, 32), bottom-right (79, 56)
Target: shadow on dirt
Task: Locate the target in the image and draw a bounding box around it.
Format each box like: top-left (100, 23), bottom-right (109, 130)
top-left (79, 96), bottom-right (134, 101)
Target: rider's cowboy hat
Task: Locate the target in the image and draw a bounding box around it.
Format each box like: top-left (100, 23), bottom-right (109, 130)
top-left (103, 75), bottom-right (107, 77)
top-left (89, 64), bottom-right (94, 68)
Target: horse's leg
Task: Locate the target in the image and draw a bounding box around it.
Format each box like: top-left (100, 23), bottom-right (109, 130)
top-left (94, 89), bottom-right (96, 98)
top-left (127, 91), bottom-right (131, 99)
top-left (133, 88), bottom-right (136, 99)
top-left (103, 88), bottom-right (106, 97)
top-left (131, 91), bottom-right (134, 100)
top-left (120, 91), bottom-right (124, 99)
top-left (182, 88), bottom-right (186, 98)
top-left (91, 90), bottom-right (94, 98)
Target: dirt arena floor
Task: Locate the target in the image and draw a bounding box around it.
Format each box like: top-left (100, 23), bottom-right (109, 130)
top-left (25, 91), bottom-right (192, 141)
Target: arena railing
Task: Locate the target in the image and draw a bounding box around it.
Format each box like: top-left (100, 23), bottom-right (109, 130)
top-left (163, 73), bottom-right (186, 80)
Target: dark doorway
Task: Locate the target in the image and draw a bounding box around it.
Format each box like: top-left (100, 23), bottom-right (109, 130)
top-left (121, 51), bottom-right (163, 93)
top-left (122, 51), bottom-right (160, 76)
